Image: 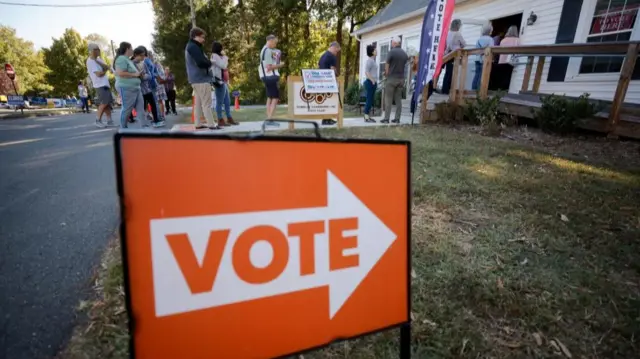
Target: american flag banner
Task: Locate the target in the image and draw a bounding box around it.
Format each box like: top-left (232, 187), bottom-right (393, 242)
top-left (411, 0), bottom-right (455, 115)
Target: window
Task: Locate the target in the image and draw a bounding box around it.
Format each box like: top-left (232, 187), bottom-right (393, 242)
top-left (378, 42), bottom-right (390, 80)
top-left (403, 35), bottom-right (420, 57)
top-left (580, 0), bottom-right (640, 74)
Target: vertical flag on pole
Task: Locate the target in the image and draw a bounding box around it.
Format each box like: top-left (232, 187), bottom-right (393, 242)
top-left (411, 0), bottom-right (455, 115)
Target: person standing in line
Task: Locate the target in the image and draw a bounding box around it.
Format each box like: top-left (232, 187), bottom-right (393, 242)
top-left (383, 36), bottom-right (409, 124)
top-left (164, 66), bottom-right (177, 115)
top-left (211, 41), bottom-right (238, 126)
top-left (78, 81), bottom-right (89, 113)
top-left (185, 27), bottom-right (220, 130)
top-left (142, 49), bottom-right (163, 126)
top-left (151, 54), bottom-right (168, 123)
top-left (472, 23), bottom-right (494, 91)
top-left (113, 42), bottom-right (146, 128)
top-left (259, 34), bottom-right (284, 120)
top-left (318, 42), bottom-right (341, 125)
top-left (363, 44), bottom-right (377, 123)
top-left (496, 25), bottom-right (520, 90)
top-left (132, 47), bottom-right (161, 127)
top-left (86, 43), bottom-right (115, 127)
top-left (442, 19), bottom-right (466, 95)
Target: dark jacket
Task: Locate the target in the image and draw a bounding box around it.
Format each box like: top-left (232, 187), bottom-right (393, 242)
top-left (185, 39), bottom-right (213, 84)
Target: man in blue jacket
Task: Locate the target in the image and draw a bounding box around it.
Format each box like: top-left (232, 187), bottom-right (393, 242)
top-left (185, 27), bottom-right (220, 130)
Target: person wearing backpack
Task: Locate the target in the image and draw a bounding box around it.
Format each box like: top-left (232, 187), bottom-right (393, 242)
top-left (258, 34), bottom-right (284, 119)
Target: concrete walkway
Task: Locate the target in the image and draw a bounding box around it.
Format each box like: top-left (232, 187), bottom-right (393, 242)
top-left (171, 113), bottom-right (421, 134)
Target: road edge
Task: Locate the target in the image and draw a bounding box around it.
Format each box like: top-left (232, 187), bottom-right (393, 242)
top-left (55, 231), bottom-right (129, 359)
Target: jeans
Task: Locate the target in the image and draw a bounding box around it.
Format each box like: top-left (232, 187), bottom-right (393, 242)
top-left (215, 84), bottom-right (232, 119)
top-left (363, 79), bottom-right (377, 115)
top-left (472, 61), bottom-right (483, 91)
top-left (80, 97), bottom-right (89, 112)
top-left (384, 77), bottom-right (404, 121)
top-left (118, 86), bottom-right (146, 128)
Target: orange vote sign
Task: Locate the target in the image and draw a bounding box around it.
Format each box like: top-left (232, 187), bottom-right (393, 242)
top-left (115, 132), bottom-right (411, 359)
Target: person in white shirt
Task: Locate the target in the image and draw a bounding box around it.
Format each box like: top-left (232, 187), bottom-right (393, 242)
top-left (86, 43), bottom-right (115, 127)
top-left (77, 81), bottom-right (89, 113)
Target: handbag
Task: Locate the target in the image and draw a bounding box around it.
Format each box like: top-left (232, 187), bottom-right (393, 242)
top-left (212, 76), bottom-right (224, 88)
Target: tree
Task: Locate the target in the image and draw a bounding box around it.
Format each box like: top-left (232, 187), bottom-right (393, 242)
top-left (85, 33), bottom-right (114, 59)
top-left (42, 28), bottom-right (88, 96)
top-left (0, 25), bottom-right (52, 95)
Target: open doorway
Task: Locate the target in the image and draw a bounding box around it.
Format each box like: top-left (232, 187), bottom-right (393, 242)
top-left (491, 13), bottom-right (523, 42)
top-left (489, 13), bottom-right (523, 91)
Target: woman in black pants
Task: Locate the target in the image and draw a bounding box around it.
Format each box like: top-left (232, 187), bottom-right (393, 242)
top-left (442, 19), bottom-right (466, 94)
top-left (132, 46), bottom-right (162, 127)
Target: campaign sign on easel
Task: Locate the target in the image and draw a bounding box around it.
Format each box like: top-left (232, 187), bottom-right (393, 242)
top-left (301, 69), bottom-right (339, 94)
top-left (115, 131), bottom-right (411, 359)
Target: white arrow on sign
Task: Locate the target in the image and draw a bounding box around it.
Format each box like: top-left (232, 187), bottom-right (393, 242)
top-left (149, 171), bottom-right (397, 318)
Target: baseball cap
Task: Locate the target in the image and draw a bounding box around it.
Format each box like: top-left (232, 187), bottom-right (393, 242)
top-left (88, 43), bottom-right (100, 52)
top-left (266, 34), bottom-right (277, 41)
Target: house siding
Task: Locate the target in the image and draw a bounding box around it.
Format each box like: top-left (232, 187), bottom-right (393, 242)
top-left (356, 0), bottom-right (640, 104)
top-left (358, 17), bottom-right (424, 84)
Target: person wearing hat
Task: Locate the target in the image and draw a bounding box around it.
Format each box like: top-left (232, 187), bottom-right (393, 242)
top-left (86, 43), bottom-right (115, 127)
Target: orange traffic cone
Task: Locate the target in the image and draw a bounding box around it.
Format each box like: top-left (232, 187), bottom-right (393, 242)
top-left (234, 96), bottom-right (240, 110)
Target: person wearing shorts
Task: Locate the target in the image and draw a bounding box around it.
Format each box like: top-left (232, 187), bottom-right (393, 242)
top-left (259, 34), bottom-right (284, 119)
top-left (86, 43), bottom-right (114, 127)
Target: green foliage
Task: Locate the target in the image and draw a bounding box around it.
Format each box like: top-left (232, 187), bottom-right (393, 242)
top-left (374, 89), bottom-right (382, 108)
top-left (0, 25), bottom-right (52, 94)
top-left (152, 0), bottom-right (391, 104)
top-left (464, 93), bottom-right (504, 133)
top-left (533, 94), bottom-right (599, 135)
top-left (345, 82), bottom-right (361, 106)
top-left (85, 33), bottom-right (112, 57)
top-left (43, 29), bottom-right (88, 96)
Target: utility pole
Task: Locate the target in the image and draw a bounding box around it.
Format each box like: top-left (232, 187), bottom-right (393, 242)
top-left (110, 40), bottom-right (116, 61)
top-left (189, 0), bottom-right (196, 28)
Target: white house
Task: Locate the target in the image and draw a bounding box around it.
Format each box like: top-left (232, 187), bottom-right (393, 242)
top-left (353, 0), bottom-right (640, 104)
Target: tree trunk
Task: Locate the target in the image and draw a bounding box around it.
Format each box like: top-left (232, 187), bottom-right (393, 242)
top-left (335, 0), bottom-right (345, 75)
top-left (344, 18), bottom-right (356, 87)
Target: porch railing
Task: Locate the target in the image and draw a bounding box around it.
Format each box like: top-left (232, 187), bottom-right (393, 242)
top-left (435, 41), bottom-right (640, 133)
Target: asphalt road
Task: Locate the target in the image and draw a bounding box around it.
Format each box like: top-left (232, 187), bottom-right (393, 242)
top-left (0, 112), bottom-right (180, 359)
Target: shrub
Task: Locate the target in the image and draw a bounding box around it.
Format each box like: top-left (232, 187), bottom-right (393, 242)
top-left (533, 94), bottom-right (598, 135)
top-left (464, 93), bottom-right (504, 134)
top-left (434, 101), bottom-right (464, 123)
top-left (345, 82), bottom-right (362, 106)
top-left (374, 89), bottom-right (382, 109)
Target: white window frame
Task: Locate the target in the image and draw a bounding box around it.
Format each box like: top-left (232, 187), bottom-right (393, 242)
top-left (565, 0), bottom-right (640, 82)
top-left (377, 41), bottom-right (391, 81)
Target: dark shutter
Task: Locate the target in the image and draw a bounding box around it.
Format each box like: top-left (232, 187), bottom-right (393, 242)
top-left (547, 0), bottom-right (584, 82)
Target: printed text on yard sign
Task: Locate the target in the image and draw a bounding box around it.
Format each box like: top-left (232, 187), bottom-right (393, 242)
top-left (302, 69), bottom-right (339, 94)
top-left (116, 135), bottom-right (410, 359)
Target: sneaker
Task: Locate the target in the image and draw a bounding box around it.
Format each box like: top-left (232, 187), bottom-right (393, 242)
top-left (391, 119), bottom-right (400, 124)
top-left (380, 119), bottom-right (390, 124)
top-left (106, 120), bottom-right (117, 127)
top-left (95, 119), bottom-right (105, 128)
top-left (209, 125), bottom-right (222, 130)
top-left (151, 122), bottom-right (164, 128)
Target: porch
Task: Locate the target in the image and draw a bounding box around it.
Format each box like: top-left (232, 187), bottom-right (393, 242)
top-left (424, 41), bottom-right (640, 138)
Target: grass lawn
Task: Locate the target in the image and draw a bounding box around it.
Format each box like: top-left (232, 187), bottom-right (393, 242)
top-left (177, 106), bottom-right (364, 123)
top-left (60, 125), bottom-right (640, 359)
